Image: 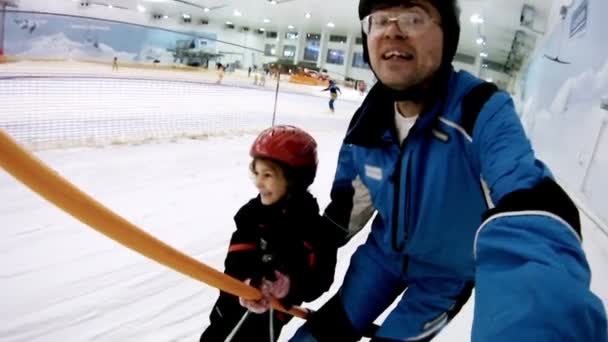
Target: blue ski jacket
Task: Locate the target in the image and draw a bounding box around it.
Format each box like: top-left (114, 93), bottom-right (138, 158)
top-left (323, 69), bottom-right (607, 340)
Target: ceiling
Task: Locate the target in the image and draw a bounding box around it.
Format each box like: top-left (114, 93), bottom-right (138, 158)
top-left (87, 0), bottom-right (559, 67)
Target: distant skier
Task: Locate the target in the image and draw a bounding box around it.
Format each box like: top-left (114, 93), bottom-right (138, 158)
top-left (112, 57), bottom-right (118, 71)
top-left (216, 63), bottom-right (225, 84)
top-left (321, 80), bottom-right (341, 112)
top-left (199, 125), bottom-right (335, 342)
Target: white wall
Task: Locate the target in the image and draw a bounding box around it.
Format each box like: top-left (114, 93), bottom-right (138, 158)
top-left (515, 0), bottom-right (608, 225)
top-left (16, 0), bottom-right (268, 69)
top-left (453, 61), bottom-right (477, 75)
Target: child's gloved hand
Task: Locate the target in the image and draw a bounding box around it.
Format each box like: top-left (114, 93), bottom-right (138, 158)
top-left (239, 279), bottom-right (271, 313)
top-left (266, 270), bottom-right (291, 299)
top-left (239, 272), bottom-right (291, 313)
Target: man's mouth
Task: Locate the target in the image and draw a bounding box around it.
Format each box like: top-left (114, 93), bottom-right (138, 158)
top-left (382, 51), bottom-right (414, 61)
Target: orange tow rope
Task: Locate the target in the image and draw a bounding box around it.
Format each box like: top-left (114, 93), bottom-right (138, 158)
top-left (0, 129), bottom-right (309, 319)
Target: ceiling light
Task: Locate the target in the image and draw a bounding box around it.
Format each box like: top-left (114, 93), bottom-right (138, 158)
top-left (203, 7), bottom-right (210, 12)
top-left (137, 4), bottom-right (146, 12)
top-left (479, 52), bottom-right (488, 58)
top-left (226, 21), bottom-right (233, 25)
top-left (476, 37), bottom-right (483, 45)
top-left (263, 18), bottom-right (270, 23)
top-left (182, 13), bottom-right (191, 19)
top-left (287, 25), bottom-right (295, 29)
top-left (259, 27), bottom-right (265, 31)
top-left (327, 22), bottom-right (335, 28)
top-left (305, 12), bottom-right (311, 19)
top-left (233, 9), bottom-right (242, 16)
top-left (470, 14), bottom-right (484, 24)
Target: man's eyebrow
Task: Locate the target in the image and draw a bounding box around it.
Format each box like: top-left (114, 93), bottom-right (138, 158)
top-left (370, 3), bottom-right (430, 14)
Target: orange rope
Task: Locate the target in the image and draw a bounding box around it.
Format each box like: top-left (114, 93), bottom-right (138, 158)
top-left (0, 129), bottom-right (309, 319)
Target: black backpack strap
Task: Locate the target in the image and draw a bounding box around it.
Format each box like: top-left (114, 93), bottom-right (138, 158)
top-left (461, 82), bottom-right (499, 137)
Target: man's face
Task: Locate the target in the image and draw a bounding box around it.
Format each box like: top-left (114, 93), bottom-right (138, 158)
top-left (366, 1), bottom-right (444, 91)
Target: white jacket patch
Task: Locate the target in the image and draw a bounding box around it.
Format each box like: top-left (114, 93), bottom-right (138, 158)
top-left (364, 164), bottom-right (383, 181)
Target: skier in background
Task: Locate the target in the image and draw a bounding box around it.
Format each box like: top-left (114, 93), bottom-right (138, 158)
top-left (321, 80), bottom-right (341, 112)
top-left (216, 63), bottom-right (225, 84)
top-left (112, 57), bottom-right (118, 71)
top-left (200, 125), bottom-right (335, 342)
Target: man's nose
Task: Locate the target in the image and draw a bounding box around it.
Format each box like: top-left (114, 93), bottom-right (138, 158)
top-left (383, 19), bottom-right (407, 39)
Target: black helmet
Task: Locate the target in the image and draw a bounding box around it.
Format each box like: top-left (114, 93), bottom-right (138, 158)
top-left (358, 0), bottom-right (461, 100)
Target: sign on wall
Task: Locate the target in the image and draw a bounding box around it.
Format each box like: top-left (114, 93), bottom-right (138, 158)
top-left (570, 0), bottom-right (588, 38)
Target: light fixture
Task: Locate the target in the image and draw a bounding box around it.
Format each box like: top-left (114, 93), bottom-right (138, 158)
top-left (263, 18), bottom-right (270, 23)
top-left (305, 12), bottom-right (311, 19)
top-left (327, 22), bottom-right (335, 28)
top-left (203, 7), bottom-right (210, 12)
top-left (137, 4), bottom-right (146, 12)
top-left (476, 37), bottom-right (484, 45)
top-left (259, 27), bottom-right (265, 31)
top-left (479, 52), bottom-right (488, 58)
top-left (470, 14), bottom-right (484, 24)
top-left (182, 13), bottom-right (191, 19)
top-left (287, 25), bottom-right (295, 29)
top-left (233, 9), bottom-right (242, 16)
top-left (226, 21), bottom-right (233, 25)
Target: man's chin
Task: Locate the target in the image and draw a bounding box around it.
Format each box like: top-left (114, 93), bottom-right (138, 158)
top-left (380, 79), bottom-right (415, 91)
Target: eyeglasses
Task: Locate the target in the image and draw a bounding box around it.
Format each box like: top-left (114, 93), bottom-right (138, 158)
top-left (361, 10), bottom-right (438, 37)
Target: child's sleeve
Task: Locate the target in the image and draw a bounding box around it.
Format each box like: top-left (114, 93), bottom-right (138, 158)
top-left (280, 213), bottom-right (337, 308)
top-left (223, 206), bottom-right (261, 281)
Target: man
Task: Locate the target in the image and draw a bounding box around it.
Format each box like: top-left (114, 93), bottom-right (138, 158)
top-left (289, 0), bottom-right (607, 341)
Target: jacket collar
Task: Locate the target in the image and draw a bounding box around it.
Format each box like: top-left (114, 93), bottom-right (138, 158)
top-left (344, 69), bottom-right (454, 148)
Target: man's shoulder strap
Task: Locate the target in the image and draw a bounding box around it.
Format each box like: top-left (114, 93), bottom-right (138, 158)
top-left (461, 82), bottom-right (499, 136)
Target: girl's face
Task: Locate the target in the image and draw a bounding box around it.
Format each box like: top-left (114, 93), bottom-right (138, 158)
top-left (252, 159), bottom-right (288, 205)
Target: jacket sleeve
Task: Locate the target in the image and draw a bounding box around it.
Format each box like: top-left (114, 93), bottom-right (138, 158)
top-left (470, 93), bottom-right (607, 341)
top-left (323, 143), bottom-right (376, 247)
top-left (223, 207), bottom-right (261, 281)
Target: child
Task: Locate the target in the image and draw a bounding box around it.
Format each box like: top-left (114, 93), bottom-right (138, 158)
top-left (200, 125), bottom-right (335, 342)
top-left (321, 80), bottom-right (341, 112)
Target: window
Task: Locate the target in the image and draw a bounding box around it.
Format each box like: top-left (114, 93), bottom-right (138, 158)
top-left (285, 32), bottom-right (299, 40)
top-left (352, 52), bottom-right (369, 69)
top-left (329, 35), bottom-right (347, 43)
top-left (282, 45), bottom-right (296, 58)
top-left (265, 31), bottom-right (278, 39)
top-left (303, 33), bottom-right (321, 61)
top-left (264, 44), bottom-right (276, 56)
top-left (306, 33), bottom-right (321, 41)
top-left (355, 37), bottom-right (363, 45)
top-left (326, 49), bottom-right (345, 65)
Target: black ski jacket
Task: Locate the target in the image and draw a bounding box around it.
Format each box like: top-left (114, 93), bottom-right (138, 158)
top-left (224, 191), bottom-right (336, 308)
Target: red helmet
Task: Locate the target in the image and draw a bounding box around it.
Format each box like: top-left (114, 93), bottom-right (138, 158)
top-left (250, 125), bottom-right (318, 168)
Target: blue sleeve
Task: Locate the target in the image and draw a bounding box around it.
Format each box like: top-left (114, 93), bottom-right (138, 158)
top-left (324, 143), bottom-right (375, 246)
top-left (471, 94), bottom-right (608, 341)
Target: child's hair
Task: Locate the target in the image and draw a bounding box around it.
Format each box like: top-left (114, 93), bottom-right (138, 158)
top-left (250, 125), bottom-right (318, 191)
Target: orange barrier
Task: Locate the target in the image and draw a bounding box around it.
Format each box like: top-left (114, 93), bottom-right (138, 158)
top-left (289, 74), bottom-right (329, 86)
top-left (0, 129), bottom-right (310, 319)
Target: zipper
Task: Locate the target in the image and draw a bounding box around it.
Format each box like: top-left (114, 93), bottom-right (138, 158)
top-left (391, 139), bottom-right (410, 252)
